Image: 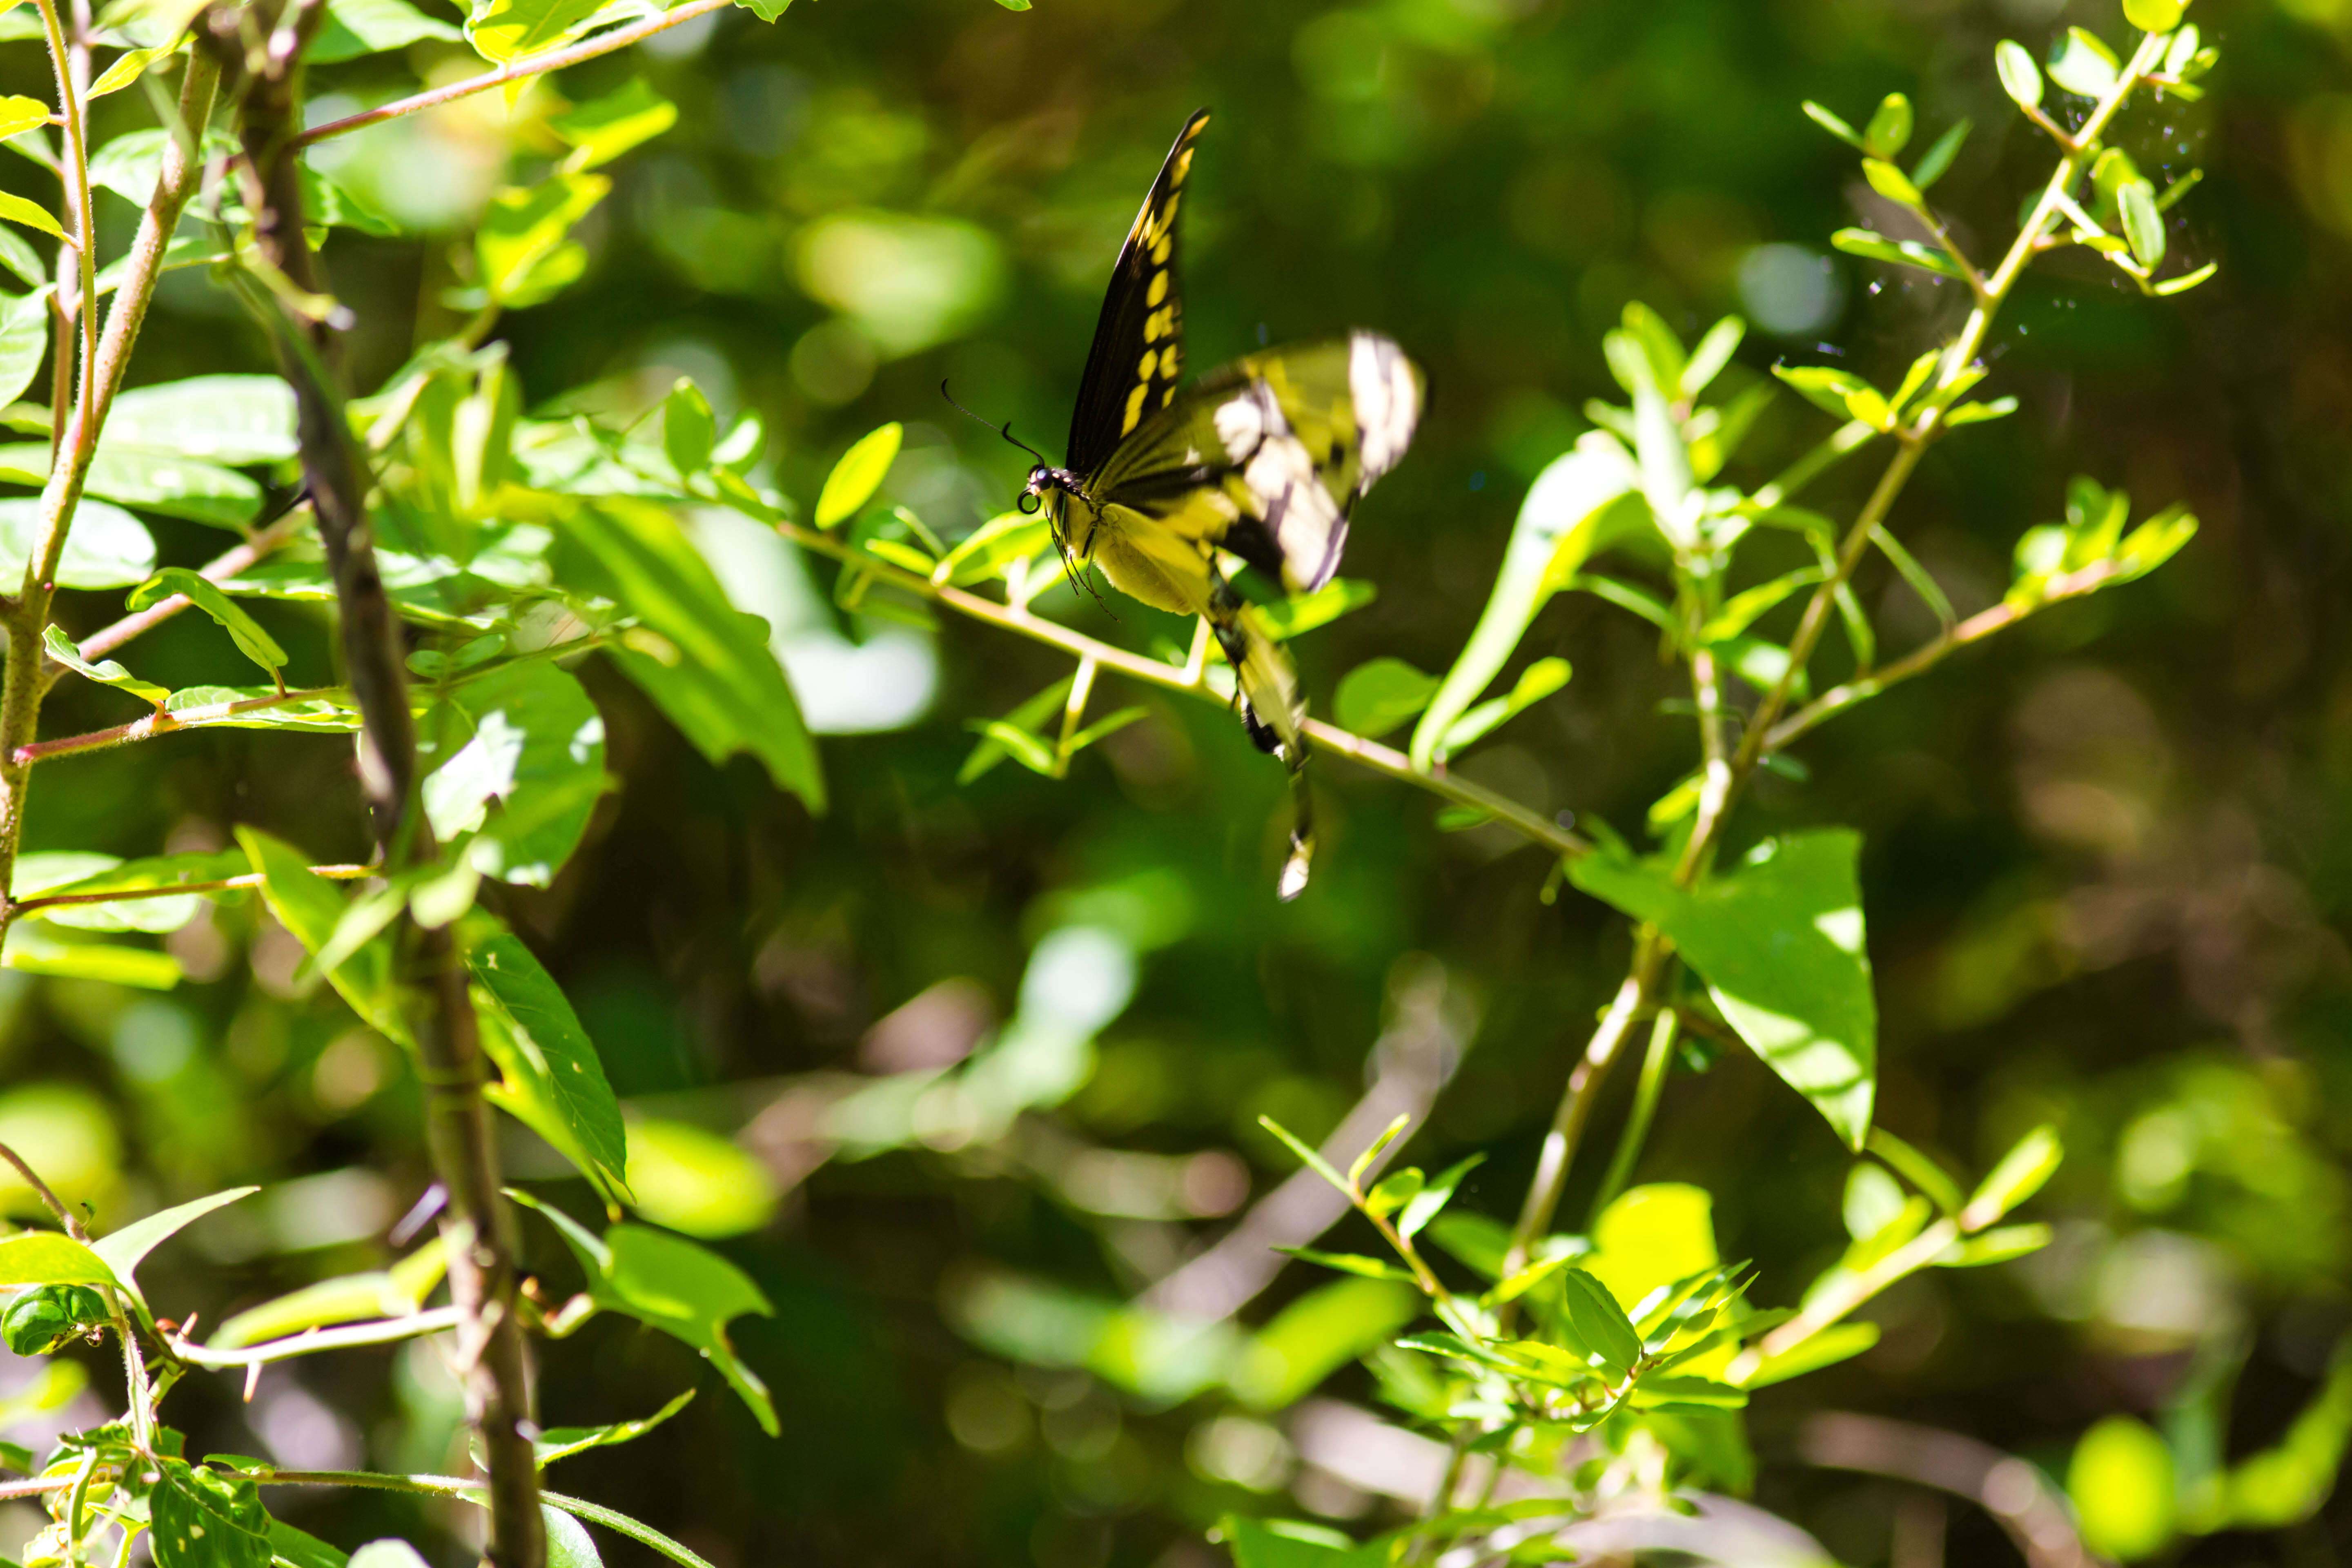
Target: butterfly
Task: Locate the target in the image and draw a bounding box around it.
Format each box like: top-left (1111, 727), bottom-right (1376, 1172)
top-left (1016, 108), bottom-right (1427, 898)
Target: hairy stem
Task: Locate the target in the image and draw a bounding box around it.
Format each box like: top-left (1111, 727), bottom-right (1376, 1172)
top-left (228, 1), bottom-right (543, 1560)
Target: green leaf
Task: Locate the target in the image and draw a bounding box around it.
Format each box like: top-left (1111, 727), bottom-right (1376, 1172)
top-left (1256, 577), bottom-right (1375, 641)
top-left (563, 499), bottom-right (824, 811)
top-left (1227, 1277), bottom-right (1420, 1411)
top-left (2152, 261), bottom-right (2218, 297)
top-left (1680, 316), bottom-right (1744, 399)
top-left (536, 1390), bottom-right (695, 1466)
top-left (2122, 0), bottom-right (2185, 32)
top-left (302, 163), bottom-right (399, 236)
top-left (1223, 1518), bottom-right (1387, 1568)
top-left (1829, 225), bottom-right (1966, 282)
top-left (2004, 40), bottom-right (2041, 109)
top-left (89, 43), bottom-right (176, 98)
top-left (1422, 1211), bottom-right (1515, 1279)
top-left (545, 1504), bottom-right (604, 1568)
top-left (160, 684), bottom-right (359, 733)
top-left (43, 623), bottom-right (168, 708)
top-left (0, 96), bottom-right (44, 139)
top-left (0, 495), bottom-right (155, 588)
top-left (1556, 1265), bottom-right (1643, 1372)
top-left (310, 0), bottom-right (461, 60)
top-left (0, 440), bottom-right (264, 528)
top-left (16, 846), bottom-right (247, 932)
top-left (939, 510), bottom-right (1051, 586)
top-left (2187, 1340), bottom-right (2352, 1532)
top-left (1258, 1114), bottom-right (1352, 1195)
top-left (547, 76), bottom-right (678, 169)
top-left (1348, 1113), bottom-right (1412, 1187)
top-left (1439, 656), bottom-right (1570, 752)
top-left (1866, 1127), bottom-right (1964, 1214)
top-left (1701, 568), bottom-right (1824, 644)
top-left (2070, 1417), bottom-right (2177, 1561)
top-left (956, 677), bottom-right (1070, 784)
top-left (130, 567), bottom-right (288, 681)
top-left (1571, 832), bottom-right (1875, 1148)
top-left (0, 1230), bottom-right (120, 1287)
top-left (1940, 1222), bottom-right (2051, 1266)
top-left (0, 288), bottom-right (47, 408)
top-left (102, 374), bottom-right (297, 463)
top-left (2049, 27), bottom-right (2121, 97)
top-left (210, 1244), bottom-right (446, 1347)
top-left (2119, 180), bottom-right (2165, 267)
top-left (1944, 396), bottom-right (2019, 426)
top-left (662, 378), bottom-right (715, 481)
top-left (237, 827), bottom-right (405, 1041)
top-left (465, 0), bottom-right (603, 65)
top-left (1909, 118), bottom-right (1972, 189)
top-left (1862, 93), bottom-right (1912, 158)
top-left (1410, 434), bottom-right (1638, 770)
top-left (477, 172), bottom-right (609, 307)
top-left (1772, 365), bottom-right (1892, 429)
top-left (1800, 100), bottom-right (1864, 149)
top-left (1737, 1321), bottom-right (1878, 1388)
top-left (815, 423), bottom-right (903, 528)
top-left (733, 0), bottom-right (790, 18)
top-left (151, 1460), bottom-right (275, 1568)
top-left (1399, 1154), bottom-right (1482, 1241)
top-left (517, 1199), bottom-right (780, 1436)
top-left (1959, 1123), bottom-right (2061, 1229)
top-left (0, 227), bottom-right (40, 290)
top-left (1334, 657), bottom-right (1438, 739)
top-left (2, 923), bottom-right (181, 987)
top-left (419, 659), bottom-right (608, 886)
top-left (464, 915), bottom-right (628, 1199)
top-left (0, 190), bottom-right (62, 241)
top-left (90, 1187), bottom-right (256, 1301)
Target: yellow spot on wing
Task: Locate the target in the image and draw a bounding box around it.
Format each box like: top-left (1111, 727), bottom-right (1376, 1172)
top-left (1122, 382), bottom-right (1149, 435)
top-left (1147, 270), bottom-right (1168, 306)
top-left (1136, 348), bottom-right (1159, 378)
top-left (1174, 147), bottom-right (1195, 183)
top-left (1152, 236), bottom-right (1171, 264)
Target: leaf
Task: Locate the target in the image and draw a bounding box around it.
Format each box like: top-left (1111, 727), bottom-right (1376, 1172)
top-left (1258, 1114), bottom-right (1352, 1195)
top-left (1800, 100), bottom-right (1863, 149)
top-left (1571, 832), bottom-right (1876, 1148)
top-left (301, 164), bottom-right (400, 236)
top-left (465, 0), bottom-right (604, 65)
top-left (562, 499), bottom-right (824, 811)
top-left (0, 227), bottom-right (40, 290)
top-left (545, 1505), bottom-right (604, 1568)
top-left (237, 827), bottom-right (405, 1041)
top-left (464, 915), bottom-right (628, 1199)
top-left (1866, 1127), bottom-right (1964, 1214)
top-left (1556, 1266), bottom-right (1643, 1372)
top-left (478, 173), bottom-right (609, 307)
top-left (0, 189), bottom-right (62, 241)
top-left (0, 496), bottom-right (155, 587)
top-left (1348, 1114), bottom-right (1412, 1187)
top-left (1941, 1223), bottom-right (2051, 1266)
top-left (1944, 396), bottom-right (2018, 426)
top-left (733, 0), bottom-right (791, 19)
top-left (0, 96), bottom-right (44, 139)
top-left (130, 567), bottom-right (288, 680)
top-left (88, 43), bottom-right (176, 98)
top-left (1680, 316), bottom-right (1744, 399)
top-left (419, 659), bottom-right (608, 886)
top-left (1863, 157), bottom-right (1924, 208)
top-left (209, 1244), bottom-right (446, 1347)
top-left (1773, 365), bottom-right (1892, 428)
top-left (103, 374), bottom-right (297, 462)
top-left (815, 423), bottom-right (902, 528)
top-left (1910, 118), bottom-right (1972, 189)
top-left (1829, 226), bottom-right (1966, 282)
top-left (1737, 1321), bottom-right (1879, 1388)
top-left (2122, 0), bottom-right (2185, 32)
top-left (2120, 180), bottom-right (2165, 268)
top-left (537, 1390), bottom-right (695, 1466)
top-left (661, 378), bottom-right (714, 481)
top-left (1862, 93), bottom-right (1912, 158)
top-left (0, 440), bottom-right (263, 528)
top-left (43, 623), bottom-right (168, 708)
top-left (2049, 27), bottom-right (2121, 98)
top-left (1255, 578), bottom-right (1375, 641)
top-left (1334, 657), bottom-right (1438, 739)
top-left (938, 510), bottom-right (1051, 586)
top-left (0, 287), bottom-right (47, 408)
top-left (89, 1187), bottom-right (256, 1300)
top-left (14, 845), bottom-right (247, 931)
top-left (548, 76), bottom-right (677, 169)
top-left (151, 1460), bottom-right (274, 1568)
top-left (1227, 1277), bottom-right (1420, 1412)
top-left (1439, 656), bottom-right (1570, 752)
top-left (310, 0), bottom-right (461, 60)
top-left (2, 923), bottom-right (181, 987)
top-left (1223, 1518), bottom-right (1388, 1568)
top-left (0, 1230), bottom-right (120, 1287)
top-left (1959, 1123), bottom-right (2061, 1230)
top-left (1410, 434), bottom-right (1638, 770)
top-left (161, 684), bottom-right (359, 733)
top-left (2069, 1416), bottom-right (2177, 1561)
top-left (1399, 1154), bottom-right (1482, 1241)
top-left (956, 677), bottom-right (1070, 785)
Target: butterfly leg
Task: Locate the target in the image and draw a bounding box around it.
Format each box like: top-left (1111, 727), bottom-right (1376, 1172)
top-left (1203, 563), bottom-right (1315, 899)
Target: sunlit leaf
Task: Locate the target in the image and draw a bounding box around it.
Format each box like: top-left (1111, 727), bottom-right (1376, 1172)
top-left (0, 1230), bottom-right (120, 1288)
top-left (0, 496), bottom-right (155, 587)
top-left (536, 1390), bottom-right (695, 1466)
top-left (815, 422), bottom-right (902, 529)
top-left (91, 1187), bottom-right (256, 1301)
top-left (1334, 657), bottom-right (1438, 739)
top-left (464, 913), bottom-right (628, 1199)
top-left (1737, 1321), bottom-right (1878, 1387)
top-left (312, 0), bottom-right (461, 58)
top-left (42, 623), bottom-right (168, 708)
top-left (421, 659), bottom-right (608, 886)
top-left (548, 75), bottom-right (678, 169)
top-left (131, 567), bottom-right (288, 679)
top-left (478, 172), bottom-right (609, 306)
top-left (2070, 1416), bottom-right (2177, 1561)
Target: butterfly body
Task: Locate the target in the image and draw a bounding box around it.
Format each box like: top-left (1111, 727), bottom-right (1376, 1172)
top-left (1028, 109), bottom-right (1426, 893)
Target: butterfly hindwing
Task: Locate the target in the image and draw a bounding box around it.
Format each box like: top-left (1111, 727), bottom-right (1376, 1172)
top-left (1064, 109), bottom-right (1209, 475)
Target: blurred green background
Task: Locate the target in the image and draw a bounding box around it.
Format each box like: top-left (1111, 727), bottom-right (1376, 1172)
top-left (4, 0), bottom-right (2352, 1562)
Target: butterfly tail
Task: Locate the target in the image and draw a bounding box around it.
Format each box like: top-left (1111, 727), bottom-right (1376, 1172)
top-left (1204, 575), bottom-right (1317, 898)
top-left (1279, 763), bottom-right (1314, 901)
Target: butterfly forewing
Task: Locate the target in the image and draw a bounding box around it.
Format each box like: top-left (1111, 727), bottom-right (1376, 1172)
top-left (1064, 108), bottom-right (1210, 474)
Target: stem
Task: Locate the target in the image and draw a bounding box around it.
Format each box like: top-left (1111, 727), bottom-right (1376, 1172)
top-left (0, 1137), bottom-right (83, 1235)
top-left (231, 2), bottom-right (543, 1560)
top-left (13, 687), bottom-right (346, 764)
top-left (169, 1306), bottom-right (464, 1368)
top-left (252, 1473), bottom-right (719, 1568)
top-left (13, 862), bottom-right (368, 915)
top-left (1727, 1216), bottom-right (1960, 1382)
top-left (294, 0), bottom-right (733, 147)
top-left (1590, 1008), bottom-right (1678, 1218)
top-left (779, 519), bottom-right (1588, 862)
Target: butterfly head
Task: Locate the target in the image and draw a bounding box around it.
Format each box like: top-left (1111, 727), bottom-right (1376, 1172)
top-left (1020, 464), bottom-right (1088, 517)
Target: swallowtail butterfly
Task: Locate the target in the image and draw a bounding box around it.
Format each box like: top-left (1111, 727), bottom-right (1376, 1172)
top-left (1019, 109), bottom-right (1427, 898)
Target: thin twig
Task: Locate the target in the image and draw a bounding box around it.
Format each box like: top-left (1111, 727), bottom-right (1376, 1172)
top-left (0, 1137), bottom-right (85, 1237)
top-left (294, 0), bottom-right (733, 147)
top-left (12, 687), bottom-right (347, 765)
top-left (12, 863), bottom-right (368, 915)
top-left (169, 1306), bottom-right (464, 1368)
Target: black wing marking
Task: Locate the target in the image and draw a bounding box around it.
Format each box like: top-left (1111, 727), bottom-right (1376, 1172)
top-left (1087, 331), bottom-right (1427, 595)
top-left (1064, 108), bottom-right (1210, 474)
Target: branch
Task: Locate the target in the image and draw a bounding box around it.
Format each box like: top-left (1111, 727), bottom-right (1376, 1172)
top-left (1800, 1412), bottom-right (2103, 1568)
top-left (12, 862), bottom-right (367, 915)
top-left (0, 1137), bottom-right (85, 1237)
top-left (774, 518), bottom-right (1590, 863)
top-left (13, 687), bottom-right (347, 765)
top-left (294, 0), bottom-right (733, 147)
top-left (230, 0), bottom-right (543, 1560)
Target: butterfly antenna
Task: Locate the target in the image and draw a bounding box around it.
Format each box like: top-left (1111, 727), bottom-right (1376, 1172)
top-left (940, 380), bottom-right (1051, 466)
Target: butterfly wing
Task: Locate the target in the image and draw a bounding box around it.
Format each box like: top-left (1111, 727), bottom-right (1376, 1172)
top-left (1063, 109), bottom-right (1211, 474)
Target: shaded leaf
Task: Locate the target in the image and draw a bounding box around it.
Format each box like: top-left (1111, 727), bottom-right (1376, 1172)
top-left (464, 914), bottom-right (628, 1200)
top-left (131, 566), bottom-right (288, 679)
